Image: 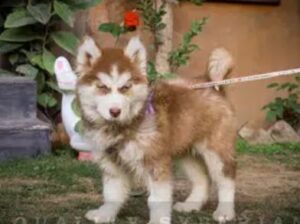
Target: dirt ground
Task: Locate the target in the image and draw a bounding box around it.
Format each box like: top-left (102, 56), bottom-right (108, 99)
top-left (0, 153), bottom-right (299, 224)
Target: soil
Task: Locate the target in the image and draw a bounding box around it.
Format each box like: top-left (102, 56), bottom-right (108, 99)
top-left (0, 154), bottom-right (299, 224)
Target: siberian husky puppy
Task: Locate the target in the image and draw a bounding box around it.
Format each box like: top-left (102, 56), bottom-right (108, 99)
top-left (76, 36), bottom-right (237, 224)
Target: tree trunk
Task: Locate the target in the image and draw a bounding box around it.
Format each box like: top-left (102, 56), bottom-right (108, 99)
top-left (155, 0), bottom-right (173, 74)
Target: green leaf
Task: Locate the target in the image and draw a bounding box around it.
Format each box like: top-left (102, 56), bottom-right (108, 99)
top-left (275, 106), bottom-right (283, 118)
top-left (0, 41), bottom-right (22, 53)
top-left (169, 18), bottom-right (206, 69)
top-left (46, 81), bottom-right (62, 93)
top-left (0, 68), bottom-right (17, 76)
top-left (32, 42), bottom-right (42, 51)
top-left (51, 31), bottom-right (80, 55)
top-left (266, 111), bottom-right (277, 122)
top-left (35, 72), bottom-right (46, 93)
top-left (267, 83), bottom-right (278, 88)
top-left (30, 54), bottom-right (45, 70)
top-left (99, 23), bottom-right (123, 37)
top-left (8, 53), bottom-right (19, 65)
top-left (27, 3), bottom-right (51, 24)
top-left (38, 93), bottom-right (58, 108)
top-left (71, 98), bottom-right (81, 117)
top-left (287, 83), bottom-right (298, 92)
top-left (147, 61), bottom-right (158, 81)
top-left (54, 0), bottom-right (75, 27)
top-left (278, 82), bottom-right (290, 90)
top-left (288, 100), bottom-right (299, 111)
top-left (159, 72), bottom-right (176, 79)
top-left (43, 48), bottom-right (56, 75)
top-left (16, 64), bottom-right (39, 78)
top-left (262, 104), bottom-right (269, 110)
top-left (292, 105), bottom-right (300, 114)
top-left (4, 8), bottom-right (37, 28)
top-left (0, 27), bottom-right (42, 42)
top-left (191, 19), bottom-right (205, 34)
top-left (156, 23), bottom-right (166, 31)
top-left (190, 0), bottom-right (203, 5)
top-left (20, 49), bottom-right (34, 58)
top-left (63, 0), bottom-right (102, 9)
top-left (188, 44), bottom-right (199, 51)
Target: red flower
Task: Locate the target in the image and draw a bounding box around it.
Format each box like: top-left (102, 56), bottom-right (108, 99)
top-left (124, 11), bottom-right (139, 28)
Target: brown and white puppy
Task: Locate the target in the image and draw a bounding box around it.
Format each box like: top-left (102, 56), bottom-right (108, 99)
top-left (76, 36), bottom-right (237, 224)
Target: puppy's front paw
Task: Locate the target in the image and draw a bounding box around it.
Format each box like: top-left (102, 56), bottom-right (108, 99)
top-left (212, 206), bottom-right (235, 223)
top-left (85, 207), bottom-right (116, 223)
top-left (147, 217), bottom-right (171, 224)
top-left (173, 202), bottom-right (202, 213)
top-left (147, 219), bottom-right (170, 224)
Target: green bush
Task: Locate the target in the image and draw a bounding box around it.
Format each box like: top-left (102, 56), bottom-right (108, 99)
top-left (98, 0), bottom-right (205, 82)
top-left (263, 75), bottom-right (300, 128)
top-left (0, 0), bottom-right (101, 119)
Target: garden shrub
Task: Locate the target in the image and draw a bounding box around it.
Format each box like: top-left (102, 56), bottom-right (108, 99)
top-left (263, 75), bottom-right (300, 129)
top-left (0, 0), bottom-right (100, 121)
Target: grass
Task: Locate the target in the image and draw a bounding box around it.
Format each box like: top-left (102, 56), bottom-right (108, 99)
top-left (0, 149), bottom-right (102, 224)
top-left (0, 152), bottom-right (101, 188)
top-left (237, 139), bottom-right (300, 154)
top-left (236, 139), bottom-right (300, 168)
top-left (0, 142), bottom-right (299, 223)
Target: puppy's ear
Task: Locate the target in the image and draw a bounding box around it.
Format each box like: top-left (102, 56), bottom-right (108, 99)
top-left (76, 36), bottom-right (101, 74)
top-left (124, 37), bottom-right (147, 76)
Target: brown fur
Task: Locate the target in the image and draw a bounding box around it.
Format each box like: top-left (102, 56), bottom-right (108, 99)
top-left (76, 38), bottom-right (237, 223)
top-left (77, 47), bottom-right (236, 179)
top-left (150, 81), bottom-right (237, 178)
top-left (78, 48), bottom-right (147, 86)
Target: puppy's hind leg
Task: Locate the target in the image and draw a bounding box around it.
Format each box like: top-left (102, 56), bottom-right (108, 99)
top-left (197, 145), bottom-right (236, 223)
top-left (173, 156), bottom-right (209, 213)
top-left (85, 160), bottom-right (130, 223)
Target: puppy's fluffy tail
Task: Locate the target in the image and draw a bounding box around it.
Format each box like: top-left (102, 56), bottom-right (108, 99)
top-left (207, 48), bottom-right (234, 83)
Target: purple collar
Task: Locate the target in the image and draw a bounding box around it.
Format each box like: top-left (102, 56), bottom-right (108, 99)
top-left (145, 91), bottom-right (155, 115)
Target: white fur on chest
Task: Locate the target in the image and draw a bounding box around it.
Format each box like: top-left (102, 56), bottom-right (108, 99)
top-left (87, 115), bottom-right (157, 179)
top-left (118, 140), bottom-right (145, 178)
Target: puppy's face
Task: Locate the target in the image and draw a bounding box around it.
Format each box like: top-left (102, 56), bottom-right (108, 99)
top-left (76, 37), bottom-right (149, 124)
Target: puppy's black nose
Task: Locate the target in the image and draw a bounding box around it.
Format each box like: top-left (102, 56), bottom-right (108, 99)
top-left (109, 108), bottom-right (121, 118)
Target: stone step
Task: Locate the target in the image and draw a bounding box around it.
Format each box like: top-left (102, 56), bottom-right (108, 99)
top-left (0, 77), bottom-right (36, 120)
top-left (0, 118), bottom-right (51, 161)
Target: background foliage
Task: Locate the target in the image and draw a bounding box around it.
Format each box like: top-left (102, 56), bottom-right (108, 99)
top-left (0, 0), bottom-right (100, 120)
top-left (99, 0), bottom-right (205, 82)
top-left (263, 75), bottom-right (300, 129)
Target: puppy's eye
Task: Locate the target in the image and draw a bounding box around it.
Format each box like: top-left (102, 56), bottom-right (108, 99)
top-left (96, 84), bottom-right (110, 93)
top-left (119, 84), bottom-right (132, 92)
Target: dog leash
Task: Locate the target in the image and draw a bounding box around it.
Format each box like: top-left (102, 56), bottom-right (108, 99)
top-left (189, 68), bottom-right (300, 89)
